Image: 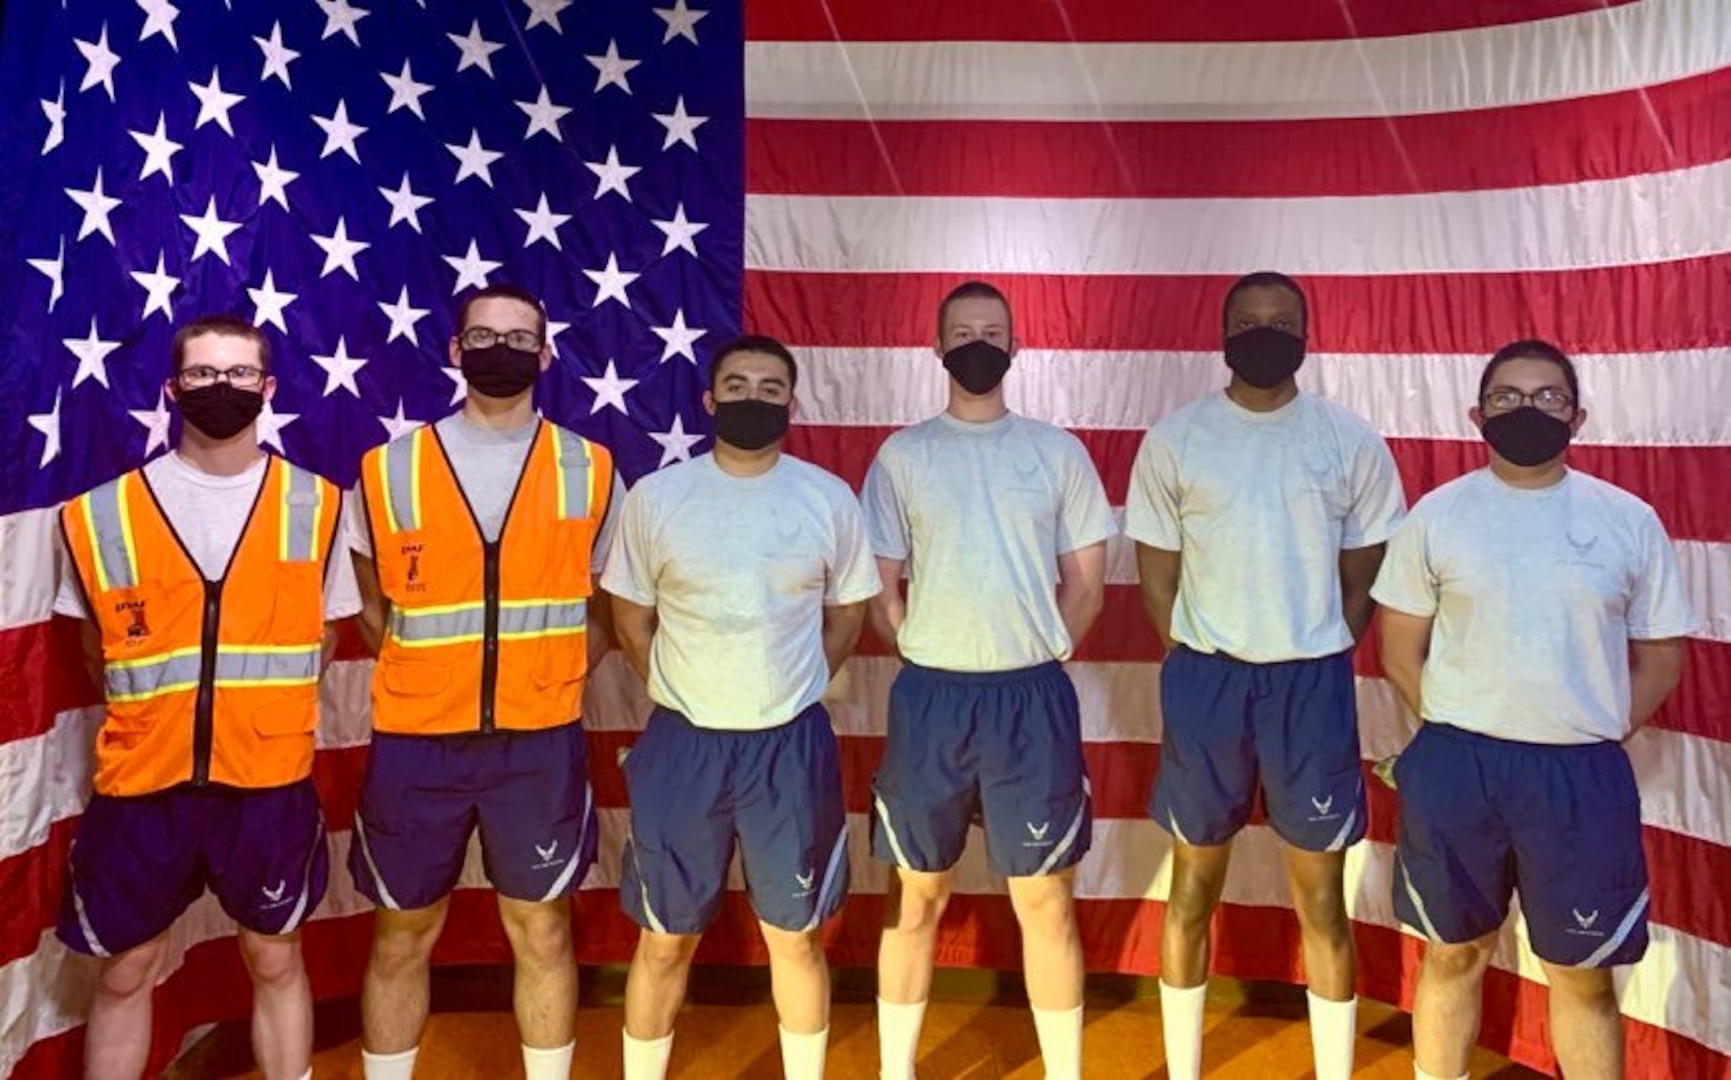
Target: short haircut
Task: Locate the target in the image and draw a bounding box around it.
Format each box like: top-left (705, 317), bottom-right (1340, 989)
top-left (1479, 338), bottom-right (1580, 403)
top-left (457, 282), bottom-right (547, 339)
top-left (710, 334), bottom-right (799, 391)
top-left (937, 280), bottom-right (1013, 342)
top-left (1223, 271), bottom-right (1308, 335)
top-left (171, 314), bottom-right (271, 373)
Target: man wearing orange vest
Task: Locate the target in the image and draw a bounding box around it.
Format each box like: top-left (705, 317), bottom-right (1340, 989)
top-left (348, 283), bottom-right (618, 1080)
top-left (56, 314), bottom-right (357, 1080)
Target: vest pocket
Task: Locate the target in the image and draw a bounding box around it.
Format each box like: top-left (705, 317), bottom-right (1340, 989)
top-left (533, 641), bottom-right (586, 688)
top-left (253, 704), bottom-right (317, 736)
top-left (382, 654), bottom-right (451, 695)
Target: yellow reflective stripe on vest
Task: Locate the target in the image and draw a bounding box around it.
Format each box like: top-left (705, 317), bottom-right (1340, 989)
top-left (104, 644), bottom-right (321, 703)
top-left (553, 428), bottom-right (592, 521)
top-left (380, 429), bottom-right (422, 534)
top-left (389, 598), bottom-right (587, 648)
top-left (82, 474), bottom-right (140, 593)
top-left (279, 464), bottom-right (323, 563)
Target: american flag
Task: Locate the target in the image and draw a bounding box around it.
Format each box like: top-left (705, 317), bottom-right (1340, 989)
top-left (3, 1), bottom-right (1729, 1076)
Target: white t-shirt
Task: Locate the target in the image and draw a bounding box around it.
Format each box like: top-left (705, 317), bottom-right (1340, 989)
top-left (55, 452), bottom-right (362, 621)
top-left (1125, 391), bottom-right (1406, 662)
top-left (1371, 468), bottom-right (1698, 745)
top-left (862, 412), bottom-right (1117, 672)
top-left (601, 453), bottom-right (881, 731)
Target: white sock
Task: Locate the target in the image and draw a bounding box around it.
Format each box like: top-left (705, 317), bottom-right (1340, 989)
top-left (1307, 991), bottom-right (1357, 1080)
top-left (1415, 1067), bottom-right (1469, 1080)
top-left (523, 1040), bottom-right (575, 1080)
top-left (622, 1030), bottom-right (674, 1080)
top-left (1030, 1004), bottom-right (1083, 1080)
top-left (779, 1026), bottom-right (829, 1080)
top-left (297, 1071), bottom-right (313, 1080)
top-left (361, 1046), bottom-right (418, 1080)
top-left (1159, 981), bottom-right (1206, 1080)
top-left (877, 998), bottom-right (927, 1080)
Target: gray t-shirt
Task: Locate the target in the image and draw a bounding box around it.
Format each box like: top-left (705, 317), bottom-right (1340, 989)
top-left (862, 411), bottom-right (1117, 672)
top-left (600, 453), bottom-right (881, 730)
top-left (1372, 468), bottom-right (1698, 745)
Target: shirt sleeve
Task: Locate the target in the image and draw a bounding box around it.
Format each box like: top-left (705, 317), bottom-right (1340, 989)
top-left (53, 523), bottom-right (90, 620)
top-left (1342, 428), bottom-right (1407, 549)
top-left (598, 483), bottom-right (657, 607)
top-left (1369, 507), bottom-right (1438, 618)
top-left (1056, 437), bottom-right (1117, 555)
top-left (826, 488), bottom-right (885, 605)
top-left (861, 453), bottom-right (910, 562)
top-left (1122, 427), bottom-right (1182, 550)
top-left (344, 485), bottom-right (373, 558)
top-left (322, 503), bottom-right (363, 621)
top-left (1626, 511), bottom-right (1702, 640)
top-left (589, 472), bottom-right (623, 581)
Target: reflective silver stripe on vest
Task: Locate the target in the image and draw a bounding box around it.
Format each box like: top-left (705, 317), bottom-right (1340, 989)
top-left (85, 476), bottom-right (137, 591)
top-left (281, 463), bottom-right (322, 563)
top-left (383, 431), bottom-right (420, 533)
top-left (389, 599), bottom-right (587, 647)
top-left (213, 647), bottom-right (321, 686)
top-left (106, 648), bottom-right (202, 702)
top-left (554, 428), bottom-right (591, 521)
top-left (106, 646), bottom-right (319, 701)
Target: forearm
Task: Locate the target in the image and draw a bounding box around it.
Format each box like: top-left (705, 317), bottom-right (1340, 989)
top-left (1140, 585), bottom-right (1177, 650)
top-left (1057, 579), bottom-right (1105, 649)
top-left (612, 603), bottom-right (657, 683)
top-left (1342, 586), bottom-right (1375, 644)
top-left (1382, 653), bottom-right (1424, 719)
top-left (1627, 642), bottom-right (1685, 734)
top-left (822, 612), bottom-right (866, 676)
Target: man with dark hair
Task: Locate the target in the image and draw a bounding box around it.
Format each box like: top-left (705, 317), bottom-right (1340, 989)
top-left (348, 283), bottom-right (620, 1080)
top-left (604, 335), bottom-right (878, 1079)
top-left (1126, 272), bottom-right (1406, 1080)
top-left (865, 281), bottom-right (1115, 1080)
top-left (1374, 340), bottom-right (1693, 1080)
top-left (56, 314), bottom-right (357, 1080)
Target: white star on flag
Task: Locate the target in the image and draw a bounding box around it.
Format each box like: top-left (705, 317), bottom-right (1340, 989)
top-left (652, 308), bottom-right (706, 363)
top-left (256, 400), bottom-right (298, 453)
top-left (252, 145), bottom-right (298, 210)
top-left (179, 195), bottom-right (243, 265)
top-left (130, 389), bottom-right (173, 457)
top-left (76, 24), bottom-right (121, 101)
top-left (653, 97), bottom-right (707, 151)
top-left (378, 286), bottom-right (430, 344)
top-left (189, 70), bottom-right (243, 134)
top-left (583, 253), bottom-right (639, 308)
top-left (254, 22), bottom-right (299, 88)
top-left (313, 100), bottom-right (367, 161)
top-left (516, 193), bottom-right (571, 250)
top-left (311, 337), bottom-right (368, 397)
top-left (582, 359), bottom-right (638, 415)
top-left (449, 21), bottom-right (504, 77)
top-left (523, 0), bottom-right (572, 32)
top-left (378, 399), bottom-right (422, 442)
top-left (655, 0), bottom-right (708, 44)
top-left (129, 112), bottom-right (183, 184)
top-left (442, 365), bottom-right (468, 406)
top-left (586, 40), bottom-right (640, 94)
top-left (317, 0), bottom-right (369, 45)
top-left (379, 173), bottom-right (434, 232)
top-left (67, 168), bottom-right (123, 245)
top-left (585, 145), bottom-right (640, 201)
top-left (516, 86), bottom-right (570, 141)
top-left (138, 0), bottom-right (182, 50)
top-left (652, 203), bottom-right (708, 257)
top-left (650, 415), bottom-right (703, 466)
top-left (448, 129), bottom-right (504, 186)
top-left (40, 81), bottom-right (66, 155)
top-left (545, 318), bottom-right (571, 359)
top-left (29, 390), bottom-right (63, 467)
top-left (66, 318), bottom-right (123, 389)
top-left (27, 238), bottom-right (65, 313)
top-left (131, 252), bottom-right (180, 322)
top-left (444, 240), bottom-right (501, 293)
top-left (381, 59), bottom-right (433, 119)
top-left (311, 217), bottom-right (369, 279)
top-left (248, 269), bottom-right (297, 333)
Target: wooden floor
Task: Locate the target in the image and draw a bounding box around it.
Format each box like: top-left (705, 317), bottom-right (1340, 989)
top-left (171, 967), bottom-right (1535, 1078)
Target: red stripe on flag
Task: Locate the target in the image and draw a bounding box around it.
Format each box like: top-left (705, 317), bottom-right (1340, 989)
top-left (743, 0), bottom-right (1639, 43)
top-left (747, 69), bottom-right (1731, 198)
top-left (744, 256), bottom-right (1731, 355)
top-left (0, 616), bottom-right (96, 745)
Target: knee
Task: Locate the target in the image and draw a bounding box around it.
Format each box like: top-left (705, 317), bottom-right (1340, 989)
top-left (763, 928), bottom-right (826, 966)
top-left (97, 939), bottom-right (169, 1000)
top-left (503, 906), bottom-right (573, 970)
top-left (1290, 881), bottom-right (1351, 938)
top-left (890, 874), bottom-right (952, 932)
top-left (1423, 938), bottom-right (1496, 980)
top-left (370, 912), bottom-right (443, 973)
top-left (239, 932), bottom-right (303, 988)
top-left (1011, 882), bottom-right (1078, 941)
top-left (1166, 874), bottom-right (1223, 930)
top-left (1543, 965), bottom-right (1617, 1005)
top-left (635, 932), bottom-right (701, 974)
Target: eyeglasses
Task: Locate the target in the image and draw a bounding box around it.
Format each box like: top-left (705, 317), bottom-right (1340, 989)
top-left (179, 365), bottom-right (266, 390)
top-left (1481, 387), bottom-right (1575, 415)
top-left (459, 326), bottom-right (543, 352)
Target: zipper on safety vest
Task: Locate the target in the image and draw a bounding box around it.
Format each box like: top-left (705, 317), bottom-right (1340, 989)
top-left (191, 579), bottom-right (224, 785)
top-left (479, 539), bottom-right (502, 733)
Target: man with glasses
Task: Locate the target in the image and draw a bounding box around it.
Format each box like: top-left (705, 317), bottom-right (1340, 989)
top-left (348, 283), bottom-right (620, 1080)
top-left (56, 314), bottom-right (357, 1080)
top-left (1373, 340), bottom-right (1695, 1080)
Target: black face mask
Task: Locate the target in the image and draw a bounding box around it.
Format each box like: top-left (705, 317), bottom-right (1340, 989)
top-left (712, 399), bottom-right (790, 451)
top-left (1224, 326), bottom-right (1305, 389)
top-left (1480, 406), bottom-right (1573, 467)
top-left (942, 340), bottom-right (1012, 396)
top-left (177, 383), bottom-right (264, 441)
top-left (460, 344), bottom-right (542, 399)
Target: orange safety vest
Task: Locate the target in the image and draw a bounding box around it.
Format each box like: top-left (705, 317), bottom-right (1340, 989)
top-left (360, 419), bottom-right (613, 735)
top-left (60, 457), bottom-right (340, 797)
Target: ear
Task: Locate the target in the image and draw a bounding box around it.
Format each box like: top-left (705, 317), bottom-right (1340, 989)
top-left (1468, 405), bottom-right (1486, 430)
top-left (538, 344), bottom-right (554, 374)
top-left (261, 375), bottom-right (278, 404)
top-left (164, 378), bottom-right (180, 404)
top-left (1007, 335), bottom-right (1021, 360)
top-left (934, 337), bottom-right (947, 362)
top-left (701, 389), bottom-right (717, 417)
top-left (448, 337), bottom-right (463, 367)
top-left (1570, 407), bottom-right (1588, 435)
top-left (787, 393), bottom-right (800, 421)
